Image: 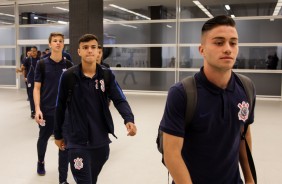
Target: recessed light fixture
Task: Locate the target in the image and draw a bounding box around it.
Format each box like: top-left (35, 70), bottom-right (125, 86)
top-left (225, 5), bottom-right (231, 10)
top-left (273, 0), bottom-right (282, 16)
top-left (193, 1), bottom-right (213, 18)
top-left (58, 20), bottom-right (68, 24)
top-left (109, 4), bottom-right (151, 20)
top-left (54, 7), bottom-right (69, 12)
top-left (0, 12), bottom-right (15, 17)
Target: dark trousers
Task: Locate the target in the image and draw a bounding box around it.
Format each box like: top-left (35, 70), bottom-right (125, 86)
top-left (68, 145), bottom-right (110, 184)
top-left (27, 82), bottom-right (35, 113)
top-left (37, 115), bottom-right (69, 182)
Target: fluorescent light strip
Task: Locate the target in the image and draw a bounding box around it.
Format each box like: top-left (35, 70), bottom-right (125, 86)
top-left (109, 4), bottom-right (151, 20)
top-left (0, 21), bottom-right (13, 24)
top-left (104, 18), bottom-right (137, 29)
top-left (193, 1), bottom-right (213, 18)
top-left (273, 0), bottom-right (282, 16)
top-left (58, 20), bottom-right (68, 24)
top-left (120, 23), bottom-right (137, 29)
top-left (54, 6), bottom-right (69, 12)
top-left (103, 18), bottom-right (114, 23)
top-left (0, 12), bottom-right (15, 17)
top-left (225, 5), bottom-right (231, 10)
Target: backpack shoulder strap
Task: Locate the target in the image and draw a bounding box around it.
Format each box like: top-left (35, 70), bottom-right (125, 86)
top-left (100, 65), bottom-right (111, 91)
top-left (65, 59), bottom-right (73, 69)
top-left (181, 76), bottom-right (197, 130)
top-left (64, 67), bottom-right (76, 102)
top-left (236, 73), bottom-right (255, 118)
top-left (235, 73), bottom-right (257, 184)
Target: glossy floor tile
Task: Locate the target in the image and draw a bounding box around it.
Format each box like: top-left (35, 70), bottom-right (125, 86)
top-left (0, 89), bottom-right (281, 184)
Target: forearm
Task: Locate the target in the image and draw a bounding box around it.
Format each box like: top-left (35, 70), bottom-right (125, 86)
top-left (165, 153), bottom-right (192, 184)
top-left (163, 133), bottom-right (193, 184)
top-left (239, 127), bottom-right (254, 183)
top-left (33, 85), bottom-right (41, 112)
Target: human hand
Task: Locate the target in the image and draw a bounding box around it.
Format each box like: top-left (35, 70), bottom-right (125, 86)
top-left (125, 122), bottom-right (137, 136)
top-left (35, 110), bottom-right (45, 126)
top-left (55, 139), bottom-right (66, 151)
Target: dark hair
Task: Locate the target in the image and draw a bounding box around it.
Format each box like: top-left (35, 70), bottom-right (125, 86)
top-left (48, 32), bottom-right (64, 43)
top-left (202, 15), bottom-right (236, 35)
top-left (31, 46), bottom-right (37, 50)
top-left (78, 34), bottom-right (99, 46)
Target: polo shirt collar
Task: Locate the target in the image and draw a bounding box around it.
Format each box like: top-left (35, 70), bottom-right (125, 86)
top-left (196, 67), bottom-right (235, 94)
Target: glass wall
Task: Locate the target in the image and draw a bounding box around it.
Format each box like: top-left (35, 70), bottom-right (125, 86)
top-left (0, 0), bottom-right (281, 98)
top-left (0, 4), bottom-right (16, 88)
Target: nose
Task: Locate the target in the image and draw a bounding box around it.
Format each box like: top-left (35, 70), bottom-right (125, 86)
top-left (224, 43), bottom-right (232, 55)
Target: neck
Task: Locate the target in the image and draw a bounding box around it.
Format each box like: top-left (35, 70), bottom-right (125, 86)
top-left (203, 66), bottom-right (232, 89)
top-left (50, 53), bottom-right (63, 62)
top-left (82, 62), bottom-right (96, 78)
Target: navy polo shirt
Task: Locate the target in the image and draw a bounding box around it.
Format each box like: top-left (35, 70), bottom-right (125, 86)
top-left (34, 57), bottom-right (69, 116)
top-left (160, 68), bottom-right (254, 184)
top-left (67, 70), bottom-right (111, 149)
top-left (23, 57), bottom-right (39, 83)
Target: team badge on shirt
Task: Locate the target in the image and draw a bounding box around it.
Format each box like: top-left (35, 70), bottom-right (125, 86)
top-left (237, 101), bottom-right (249, 122)
top-left (62, 68), bottom-right (67, 72)
top-left (94, 79), bottom-right (105, 92)
top-left (74, 157), bottom-right (84, 170)
top-left (100, 79), bottom-right (105, 92)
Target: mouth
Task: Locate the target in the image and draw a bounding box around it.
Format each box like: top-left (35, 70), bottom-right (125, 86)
top-left (220, 57), bottom-right (233, 60)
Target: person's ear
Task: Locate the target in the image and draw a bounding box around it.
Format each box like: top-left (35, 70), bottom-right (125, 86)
top-left (199, 45), bottom-right (205, 56)
top-left (77, 48), bottom-right (81, 56)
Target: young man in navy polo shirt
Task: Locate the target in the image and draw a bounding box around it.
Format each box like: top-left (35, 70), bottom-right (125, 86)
top-left (22, 46), bottom-right (40, 118)
top-left (34, 32), bottom-right (72, 184)
top-left (160, 15), bottom-right (256, 184)
top-left (54, 34), bottom-right (137, 184)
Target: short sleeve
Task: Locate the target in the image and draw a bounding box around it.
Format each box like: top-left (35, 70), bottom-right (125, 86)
top-left (160, 83), bottom-right (186, 137)
top-left (34, 60), bottom-right (42, 83)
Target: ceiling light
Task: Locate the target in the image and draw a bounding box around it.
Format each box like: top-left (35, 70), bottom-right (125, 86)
top-left (273, 0), bottom-right (282, 16)
top-left (0, 21), bottom-right (13, 24)
top-left (166, 25), bottom-right (172, 28)
top-left (231, 14), bottom-right (235, 18)
top-left (109, 4), bottom-right (151, 20)
top-left (225, 5), bottom-right (231, 10)
top-left (103, 18), bottom-right (114, 23)
top-left (0, 12), bottom-right (15, 17)
top-left (34, 16), bottom-right (38, 19)
top-left (54, 7), bottom-right (69, 12)
top-left (58, 20), bottom-right (68, 24)
top-left (120, 23), bottom-right (137, 29)
top-left (192, 1), bottom-right (213, 18)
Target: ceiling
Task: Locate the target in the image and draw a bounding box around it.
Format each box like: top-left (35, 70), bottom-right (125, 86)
top-left (0, 0), bottom-right (281, 23)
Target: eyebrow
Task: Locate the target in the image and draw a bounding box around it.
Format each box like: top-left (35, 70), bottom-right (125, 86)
top-left (212, 37), bottom-right (238, 41)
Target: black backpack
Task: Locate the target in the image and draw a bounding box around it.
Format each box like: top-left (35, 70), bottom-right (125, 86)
top-left (63, 65), bottom-right (111, 103)
top-left (156, 73), bottom-right (257, 184)
top-left (38, 58), bottom-right (73, 84)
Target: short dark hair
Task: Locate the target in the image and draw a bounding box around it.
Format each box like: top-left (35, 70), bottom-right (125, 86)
top-left (31, 46), bottom-right (37, 51)
top-left (48, 32), bottom-right (64, 43)
top-left (202, 15), bottom-right (236, 35)
top-left (78, 34), bottom-right (99, 46)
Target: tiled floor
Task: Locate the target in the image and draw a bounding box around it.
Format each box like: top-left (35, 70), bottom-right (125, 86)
top-left (0, 88), bottom-right (281, 184)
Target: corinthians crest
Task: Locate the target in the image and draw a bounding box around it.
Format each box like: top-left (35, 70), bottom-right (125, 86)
top-left (237, 101), bottom-right (249, 122)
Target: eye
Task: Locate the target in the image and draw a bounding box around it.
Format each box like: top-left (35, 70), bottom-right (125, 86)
top-left (215, 41), bottom-right (223, 46)
top-left (230, 42), bottom-right (237, 46)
